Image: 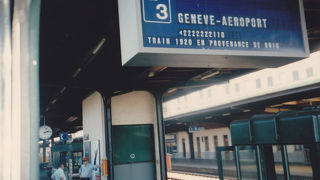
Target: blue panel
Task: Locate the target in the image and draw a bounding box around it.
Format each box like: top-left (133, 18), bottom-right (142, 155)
top-left (140, 0), bottom-right (305, 54)
top-left (59, 132), bottom-right (69, 141)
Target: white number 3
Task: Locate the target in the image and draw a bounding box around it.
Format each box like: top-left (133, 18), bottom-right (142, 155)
top-left (156, 4), bottom-right (168, 20)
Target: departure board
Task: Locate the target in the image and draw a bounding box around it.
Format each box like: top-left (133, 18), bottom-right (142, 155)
top-left (118, 0), bottom-right (309, 67)
top-left (141, 0), bottom-right (305, 53)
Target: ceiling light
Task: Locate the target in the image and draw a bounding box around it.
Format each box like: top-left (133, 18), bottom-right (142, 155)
top-left (270, 104), bottom-right (283, 108)
top-left (51, 99), bottom-right (57, 105)
top-left (72, 68), bottom-right (81, 78)
top-left (148, 71), bottom-right (155, 77)
top-left (205, 116), bottom-right (212, 119)
top-left (201, 71), bottom-right (220, 80)
top-left (222, 113), bottom-right (231, 116)
top-left (60, 87), bottom-right (67, 94)
top-left (283, 101), bottom-right (297, 105)
top-left (159, 67), bottom-right (167, 72)
top-left (243, 109), bottom-right (251, 112)
top-left (168, 88), bottom-right (177, 93)
top-left (92, 38), bottom-right (106, 55)
top-left (67, 116), bottom-right (78, 122)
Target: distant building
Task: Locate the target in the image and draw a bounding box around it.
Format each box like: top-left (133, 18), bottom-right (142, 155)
top-left (167, 127), bottom-right (311, 164)
top-left (163, 52), bottom-right (320, 118)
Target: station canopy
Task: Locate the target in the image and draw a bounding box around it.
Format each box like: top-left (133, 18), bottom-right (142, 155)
top-left (40, 0), bottom-right (320, 135)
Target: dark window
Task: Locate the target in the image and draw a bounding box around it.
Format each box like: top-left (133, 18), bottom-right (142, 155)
top-left (223, 135), bottom-right (229, 146)
top-left (225, 86), bottom-right (230, 94)
top-left (267, 76), bottom-right (273, 87)
top-left (204, 136), bottom-right (209, 151)
top-left (235, 83), bottom-right (240, 92)
top-left (256, 79), bottom-right (261, 89)
top-left (293, 71), bottom-right (299, 81)
top-left (306, 68), bottom-right (314, 77)
top-left (182, 138), bottom-right (186, 157)
top-left (207, 89), bottom-right (212, 97)
top-left (196, 137), bottom-right (201, 158)
top-left (295, 145), bottom-right (304, 151)
top-left (223, 135), bottom-right (230, 159)
top-left (213, 136), bottom-right (218, 148)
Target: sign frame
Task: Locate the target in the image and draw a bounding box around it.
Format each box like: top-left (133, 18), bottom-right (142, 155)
top-left (118, 0), bottom-right (309, 68)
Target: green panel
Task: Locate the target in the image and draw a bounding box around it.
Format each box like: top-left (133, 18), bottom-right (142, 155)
top-left (254, 119), bottom-right (277, 144)
top-left (230, 110), bottom-right (320, 145)
top-left (112, 124), bottom-right (154, 165)
top-left (230, 120), bottom-right (251, 145)
top-left (279, 115), bottom-right (315, 144)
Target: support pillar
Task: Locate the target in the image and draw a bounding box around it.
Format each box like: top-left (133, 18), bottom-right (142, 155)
top-left (309, 143), bottom-right (320, 180)
top-left (0, 0), bottom-right (41, 179)
top-left (82, 92), bottom-right (107, 180)
top-left (154, 91), bottom-right (168, 180)
top-left (280, 145), bottom-right (291, 180)
top-left (83, 91), bottom-right (166, 180)
top-left (260, 145), bottom-right (276, 180)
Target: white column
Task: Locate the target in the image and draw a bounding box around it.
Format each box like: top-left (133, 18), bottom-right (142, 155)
top-left (82, 92), bottom-right (107, 180)
top-left (0, 0), bottom-right (41, 179)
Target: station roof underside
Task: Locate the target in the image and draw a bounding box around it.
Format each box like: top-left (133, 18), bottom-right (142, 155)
top-left (164, 82), bottom-right (320, 133)
top-left (40, 0), bottom-right (320, 135)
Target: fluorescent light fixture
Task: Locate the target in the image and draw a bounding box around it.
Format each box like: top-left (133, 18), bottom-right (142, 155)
top-left (243, 109), bottom-right (251, 112)
top-left (60, 86), bottom-right (67, 93)
top-left (270, 104), bottom-right (283, 108)
top-left (51, 99), bottom-right (57, 105)
top-left (168, 88), bottom-right (177, 93)
top-left (204, 116), bottom-right (212, 119)
top-left (67, 116), bottom-right (78, 122)
top-left (201, 71), bottom-right (220, 80)
top-left (92, 38), bottom-right (106, 55)
top-left (148, 71), bottom-right (155, 77)
top-left (222, 113), bottom-right (231, 116)
top-left (159, 67), bottom-right (167, 72)
top-left (72, 68), bottom-right (81, 78)
top-left (114, 90), bottom-right (122, 94)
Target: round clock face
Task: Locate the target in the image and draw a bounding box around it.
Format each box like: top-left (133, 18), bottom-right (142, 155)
top-left (39, 125), bottom-right (53, 140)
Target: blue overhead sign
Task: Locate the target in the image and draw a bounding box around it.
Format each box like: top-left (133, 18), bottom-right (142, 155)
top-left (188, 126), bottom-right (204, 133)
top-left (141, 0), bottom-right (306, 53)
top-left (118, 0), bottom-right (308, 68)
top-left (59, 132), bottom-right (69, 141)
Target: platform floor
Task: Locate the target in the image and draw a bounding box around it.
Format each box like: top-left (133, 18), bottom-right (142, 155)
top-left (171, 158), bottom-right (313, 179)
top-left (168, 172), bottom-right (219, 180)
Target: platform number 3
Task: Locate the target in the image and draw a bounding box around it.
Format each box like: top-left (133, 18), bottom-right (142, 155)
top-left (143, 0), bottom-right (171, 23)
top-left (156, 4), bottom-right (168, 20)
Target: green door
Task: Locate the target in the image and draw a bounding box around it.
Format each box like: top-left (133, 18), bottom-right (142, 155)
top-left (112, 124), bottom-right (155, 180)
